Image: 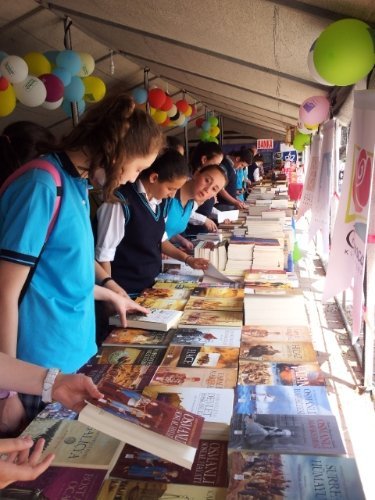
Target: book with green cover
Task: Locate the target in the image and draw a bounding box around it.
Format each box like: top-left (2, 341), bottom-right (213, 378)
top-left (20, 419), bottom-right (123, 469)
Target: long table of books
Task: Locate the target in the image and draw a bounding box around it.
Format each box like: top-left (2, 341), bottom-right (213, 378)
top-left (5, 184), bottom-right (366, 499)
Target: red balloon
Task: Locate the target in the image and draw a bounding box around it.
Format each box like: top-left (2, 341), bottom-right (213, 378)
top-left (0, 76), bottom-right (9, 91)
top-left (161, 117), bottom-right (171, 127)
top-left (190, 104), bottom-right (196, 116)
top-left (176, 99), bottom-right (189, 114)
top-left (39, 73), bottom-right (64, 102)
top-left (148, 88), bottom-right (166, 109)
top-left (160, 95), bottom-right (173, 111)
top-left (195, 117), bottom-right (204, 128)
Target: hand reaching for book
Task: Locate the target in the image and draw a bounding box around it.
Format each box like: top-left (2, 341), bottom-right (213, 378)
top-left (0, 436), bottom-right (54, 488)
top-left (204, 218), bottom-right (218, 232)
top-left (51, 373), bottom-right (104, 413)
top-left (188, 257), bottom-right (209, 271)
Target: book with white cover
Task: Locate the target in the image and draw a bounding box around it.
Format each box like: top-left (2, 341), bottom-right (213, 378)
top-left (109, 309), bottom-right (183, 332)
top-left (244, 295), bottom-right (308, 326)
top-left (213, 208), bottom-right (239, 223)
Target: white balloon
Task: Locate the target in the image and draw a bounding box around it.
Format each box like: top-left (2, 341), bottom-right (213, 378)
top-left (166, 104), bottom-right (177, 118)
top-left (307, 44), bottom-right (334, 86)
top-left (297, 121), bottom-right (313, 135)
top-left (42, 97), bottom-right (63, 110)
top-left (0, 55), bottom-right (28, 84)
top-left (13, 75), bottom-right (47, 107)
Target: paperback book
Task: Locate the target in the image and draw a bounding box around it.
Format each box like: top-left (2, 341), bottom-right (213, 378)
top-left (239, 340), bottom-right (317, 363)
top-left (96, 346), bottom-right (166, 367)
top-left (149, 366), bottom-right (238, 388)
top-left (244, 295), bottom-right (309, 326)
top-left (155, 272), bottom-right (201, 283)
top-left (109, 309), bottom-right (183, 332)
top-left (191, 286), bottom-right (245, 298)
top-left (237, 360), bottom-right (326, 386)
top-left (184, 296), bottom-right (243, 311)
top-left (20, 419), bottom-right (123, 469)
top-left (229, 413), bottom-right (346, 456)
top-left (153, 280), bottom-right (197, 290)
top-left (36, 401), bottom-right (77, 421)
top-left (140, 286), bottom-right (193, 299)
top-left (79, 380), bottom-right (204, 469)
top-left (135, 297), bottom-right (188, 310)
top-left (170, 326), bottom-right (242, 347)
top-left (3, 467), bottom-right (107, 500)
top-left (179, 309), bottom-right (243, 328)
top-left (227, 452), bottom-right (365, 500)
top-left (110, 440), bottom-right (228, 487)
top-left (143, 386), bottom-right (234, 439)
top-left (234, 385), bottom-right (332, 415)
top-left (81, 362), bottom-right (158, 391)
top-left (161, 345), bottom-right (240, 369)
top-left (102, 327), bottom-right (174, 348)
top-left (241, 325), bottom-right (312, 343)
top-left (97, 479), bottom-right (227, 500)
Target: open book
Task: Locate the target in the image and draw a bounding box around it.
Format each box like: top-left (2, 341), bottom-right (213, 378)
top-left (79, 381), bottom-right (204, 469)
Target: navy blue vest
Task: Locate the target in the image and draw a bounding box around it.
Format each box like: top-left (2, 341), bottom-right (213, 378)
top-left (111, 183), bottom-right (166, 295)
top-left (217, 157), bottom-right (237, 203)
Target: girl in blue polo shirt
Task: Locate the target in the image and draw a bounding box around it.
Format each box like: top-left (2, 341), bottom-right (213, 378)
top-left (0, 91), bottom-right (164, 429)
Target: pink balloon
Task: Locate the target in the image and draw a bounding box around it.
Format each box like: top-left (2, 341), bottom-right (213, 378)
top-left (299, 95), bottom-right (330, 126)
top-left (39, 73), bottom-right (64, 102)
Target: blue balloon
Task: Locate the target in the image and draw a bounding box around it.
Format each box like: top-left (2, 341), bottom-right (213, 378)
top-left (64, 76), bottom-right (85, 102)
top-left (201, 120), bottom-right (211, 132)
top-left (0, 51), bottom-right (8, 64)
top-left (132, 87), bottom-right (148, 104)
top-left (56, 50), bottom-right (81, 75)
top-left (44, 50), bottom-right (60, 65)
top-left (62, 98), bottom-right (86, 117)
top-left (52, 67), bottom-right (72, 87)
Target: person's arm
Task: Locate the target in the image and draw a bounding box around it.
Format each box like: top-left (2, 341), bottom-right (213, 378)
top-left (161, 240), bottom-right (208, 270)
top-left (94, 285), bottom-right (148, 327)
top-left (0, 437), bottom-right (55, 489)
top-left (218, 187), bottom-right (246, 209)
top-left (170, 234), bottom-right (194, 251)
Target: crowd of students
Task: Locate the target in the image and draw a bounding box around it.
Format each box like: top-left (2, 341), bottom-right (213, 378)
top-left (0, 88), bottom-right (260, 488)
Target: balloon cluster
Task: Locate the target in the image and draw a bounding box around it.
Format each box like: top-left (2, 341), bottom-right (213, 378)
top-left (132, 87), bottom-right (196, 127)
top-left (195, 116), bottom-right (220, 143)
top-left (308, 19), bottom-right (375, 86)
top-left (0, 50), bottom-right (106, 118)
top-left (293, 94), bottom-right (330, 151)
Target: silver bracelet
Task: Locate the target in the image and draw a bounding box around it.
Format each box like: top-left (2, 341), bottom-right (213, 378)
top-left (42, 368), bottom-right (60, 403)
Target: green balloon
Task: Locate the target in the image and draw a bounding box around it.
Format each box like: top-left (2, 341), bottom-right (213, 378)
top-left (293, 132), bottom-right (310, 151)
top-left (199, 130), bottom-right (210, 142)
top-left (314, 19), bottom-right (375, 86)
top-left (208, 116), bottom-right (218, 127)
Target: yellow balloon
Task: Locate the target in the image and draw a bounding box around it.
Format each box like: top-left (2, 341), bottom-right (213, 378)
top-left (149, 106), bottom-right (156, 116)
top-left (83, 76), bottom-right (106, 103)
top-left (184, 104), bottom-right (193, 117)
top-left (24, 52), bottom-right (51, 76)
top-left (305, 123), bottom-right (318, 131)
top-left (0, 84), bottom-right (16, 117)
top-left (153, 110), bottom-right (167, 124)
top-left (210, 126), bottom-right (220, 137)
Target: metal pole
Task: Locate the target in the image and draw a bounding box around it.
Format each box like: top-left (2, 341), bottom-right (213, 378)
top-left (219, 115), bottom-right (224, 147)
top-left (64, 17), bottom-right (79, 127)
top-left (183, 91), bottom-right (189, 162)
top-left (144, 67), bottom-right (150, 114)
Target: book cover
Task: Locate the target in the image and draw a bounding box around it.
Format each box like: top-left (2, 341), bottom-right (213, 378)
top-left (110, 309), bottom-right (183, 332)
top-left (170, 327), bottom-right (241, 347)
top-left (238, 360), bottom-right (326, 386)
top-left (110, 440), bottom-right (228, 487)
top-left (234, 385), bottom-right (332, 415)
top-left (102, 327), bottom-right (174, 347)
top-left (241, 325), bottom-right (312, 343)
top-left (140, 286), bottom-right (193, 299)
top-left (4, 466), bottom-right (106, 500)
top-left (179, 309), bottom-right (243, 328)
top-left (229, 413), bottom-right (346, 456)
top-left (97, 479), bottom-right (227, 500)
top-left (135, 297), bottom-right (188, 310)
top-left (143, 386), bottom-right (234, 438)
top-left (239, 341), bottom-right (317, 363)
top-left (96, 346), bottom-right (166, 366)
top-left (36, 401), bottom-right (77, 421)
top-left (227, 452), bottom-right (365, 500)
top-left (155, 272), bottom-right (201, 283)
top-left (81, 363), bottom-right (158, 392)
top-left (150, 366), bottom-right (238, 388)
top-left (153, 280), bottom-right (197, 290)
top-left (244, 295), bottom-right (309, 326)
top-left (161, 345), bottom-right (239, 369)
top-left (20, 419), bottom-right (123, 469)
top-left (191, 286), bottom-right (245, 298)
top-left (79, 380), bottom-right (204, 469)
top-left (184, 296), bottom-right (243, 311)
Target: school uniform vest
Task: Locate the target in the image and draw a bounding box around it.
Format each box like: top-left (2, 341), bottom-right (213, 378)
top-left (216, 156), bottom-right (237, 203)
top-left (186, 197), bottom-right (215, 236)
top-left (111, 183), bottom-right (166, 295)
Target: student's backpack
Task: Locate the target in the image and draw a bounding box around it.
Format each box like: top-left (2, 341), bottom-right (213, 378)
top-left (0, 158), bottom-right (63, 302)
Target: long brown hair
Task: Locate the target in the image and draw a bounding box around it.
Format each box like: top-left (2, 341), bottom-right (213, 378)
top-left (52, 89), bottom-right (164, 200)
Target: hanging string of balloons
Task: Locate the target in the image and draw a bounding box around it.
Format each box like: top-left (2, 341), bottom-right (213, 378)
top-left (195, 116), bottom-right (220, 144)
top-left (0, 50), bottom-right (107, 118)
top-left (132, 87), bottom-right (196, 127)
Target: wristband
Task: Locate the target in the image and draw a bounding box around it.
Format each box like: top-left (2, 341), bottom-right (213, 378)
top-left (184, 255), bottom-right (193, 265)
top-left (100, 276), bottom-right (114, 287)
top-left (0, 390), bottom-right (17, 400)
top-left (42, 368), bottom-right (60, 403)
